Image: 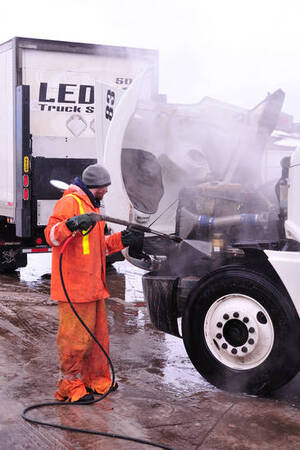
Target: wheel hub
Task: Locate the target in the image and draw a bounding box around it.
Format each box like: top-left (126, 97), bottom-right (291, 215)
top-left (223, 319), bottom-right (248, 347)
top-left (212, 311), bottom-right (258, 357)
top-left (204, 294), bottom-right (274, 370)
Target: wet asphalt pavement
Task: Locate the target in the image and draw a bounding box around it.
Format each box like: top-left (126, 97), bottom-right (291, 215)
top-left (0, 254), bottom-right (299, 449)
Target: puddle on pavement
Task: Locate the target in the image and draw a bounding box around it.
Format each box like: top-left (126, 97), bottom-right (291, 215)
top-left (20, 253), bottom-right (52, 282)
top-left (162, 332), bottom-right (215, 393)
top-left (113, 260), bottom-right (147, 302)
top-left (11, 253), bottom-right (52, 294)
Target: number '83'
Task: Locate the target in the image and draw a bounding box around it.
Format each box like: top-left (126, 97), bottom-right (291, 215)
top-left (105, 90), bottom-right (115, 121)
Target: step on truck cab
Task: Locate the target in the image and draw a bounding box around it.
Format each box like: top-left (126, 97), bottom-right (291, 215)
top-left (0, 37), bottom-right (159, 270)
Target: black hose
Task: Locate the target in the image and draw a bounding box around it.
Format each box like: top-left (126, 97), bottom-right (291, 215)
top-left (21, 232), bottom-right (174, 450)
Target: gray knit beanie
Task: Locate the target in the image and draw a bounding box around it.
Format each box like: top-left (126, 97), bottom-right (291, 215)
top-left (82, 164), bottom-right (111, 188)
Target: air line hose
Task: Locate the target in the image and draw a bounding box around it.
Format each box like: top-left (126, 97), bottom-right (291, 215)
top-left (22, 230), bottom-right (174, 450)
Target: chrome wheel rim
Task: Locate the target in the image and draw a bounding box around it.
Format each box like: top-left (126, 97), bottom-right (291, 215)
top-left (204, 294), bottom-right (274, 370)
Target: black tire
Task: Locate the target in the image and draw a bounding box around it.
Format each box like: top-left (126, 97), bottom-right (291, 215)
top-left (0, 251), bottom-right (27, 272)
top-left (182, 266), bottom-right (300, 394)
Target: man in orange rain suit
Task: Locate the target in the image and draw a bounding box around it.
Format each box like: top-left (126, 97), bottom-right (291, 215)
top-left (44, 163), bottom-right (136, 403)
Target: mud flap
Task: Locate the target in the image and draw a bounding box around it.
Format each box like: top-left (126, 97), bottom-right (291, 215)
top-left (142, 273), bottom-right (181, 337)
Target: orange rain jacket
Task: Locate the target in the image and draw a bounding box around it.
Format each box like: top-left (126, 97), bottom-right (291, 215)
top-left (44, 184), bottom-right (124, 303)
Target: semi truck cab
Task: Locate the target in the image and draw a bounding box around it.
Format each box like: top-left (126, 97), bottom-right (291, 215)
top-left (98, 79), bottom-right (300, 394)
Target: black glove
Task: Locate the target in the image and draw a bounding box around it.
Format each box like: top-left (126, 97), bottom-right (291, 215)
top-left (121, 229), bottom-right (141, 247)
top-left (66, 214), bottom-right (97, 232)
top-left (121, 228), bottom-right (145, 259)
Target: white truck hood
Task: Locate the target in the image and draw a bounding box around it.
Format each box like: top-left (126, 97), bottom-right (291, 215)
top-left (96, 78), bottom-right (284, 232)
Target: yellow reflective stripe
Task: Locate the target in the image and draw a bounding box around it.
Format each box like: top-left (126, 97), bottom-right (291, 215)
top-left (66, 194), bottom-right (90, 255)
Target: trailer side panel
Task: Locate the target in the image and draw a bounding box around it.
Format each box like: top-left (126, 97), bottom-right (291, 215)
top-left (0, 46), bottom-right (14, 217)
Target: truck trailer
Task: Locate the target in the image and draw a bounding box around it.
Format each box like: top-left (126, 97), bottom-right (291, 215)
top-left (0, 37), bottom-right (158, 270)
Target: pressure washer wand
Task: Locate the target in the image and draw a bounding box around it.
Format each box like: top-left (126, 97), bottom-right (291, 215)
top-left (87, 213), bottom-right (182, 242)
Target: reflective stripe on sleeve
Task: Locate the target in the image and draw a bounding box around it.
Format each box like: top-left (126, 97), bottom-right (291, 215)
top-left (50, 223), bottom-right (61, 246)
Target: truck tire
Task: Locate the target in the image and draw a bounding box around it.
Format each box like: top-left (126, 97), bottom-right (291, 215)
top-left (0, 250), bottom-right (27, 272)
top-left (182, 266), bottom-right (300, 394)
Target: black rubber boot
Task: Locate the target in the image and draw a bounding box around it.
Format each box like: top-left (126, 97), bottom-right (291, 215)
top-left (73, 392), bottom-right (94, 403)
top-left (87, 382), bottom-right (118, 394)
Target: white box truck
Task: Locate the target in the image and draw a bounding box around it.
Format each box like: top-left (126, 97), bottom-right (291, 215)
top-left (0, 37), bottom-right (158, 270)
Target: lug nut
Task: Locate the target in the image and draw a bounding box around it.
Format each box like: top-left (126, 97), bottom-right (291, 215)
top-left (216, 333), bottom-right (222, 339)
top-left (243, 317), bottom-right (249, 323)
top-left (233, 312), bottom-right (239, 318)
top-left (217, 322), bottom-right (223, 328)
top-left (231, 348), bottom-right (237, 355)
top-left (248, 338), bottom-right (254, 345)
top-left (222, 343), bottom-right (228, 349)
top-left (223, 314), bottom-right (229, 320)
top-left (241, 347), bottom-right (248, 353)
top-left (249, 327), bottom-right (255, 333)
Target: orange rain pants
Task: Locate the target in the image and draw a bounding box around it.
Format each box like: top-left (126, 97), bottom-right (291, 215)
top-left (55, 300), bottom-right (112, 402)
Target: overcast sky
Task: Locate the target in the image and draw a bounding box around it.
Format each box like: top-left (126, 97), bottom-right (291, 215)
top-left (2, 0), bottom-right (300, 119)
